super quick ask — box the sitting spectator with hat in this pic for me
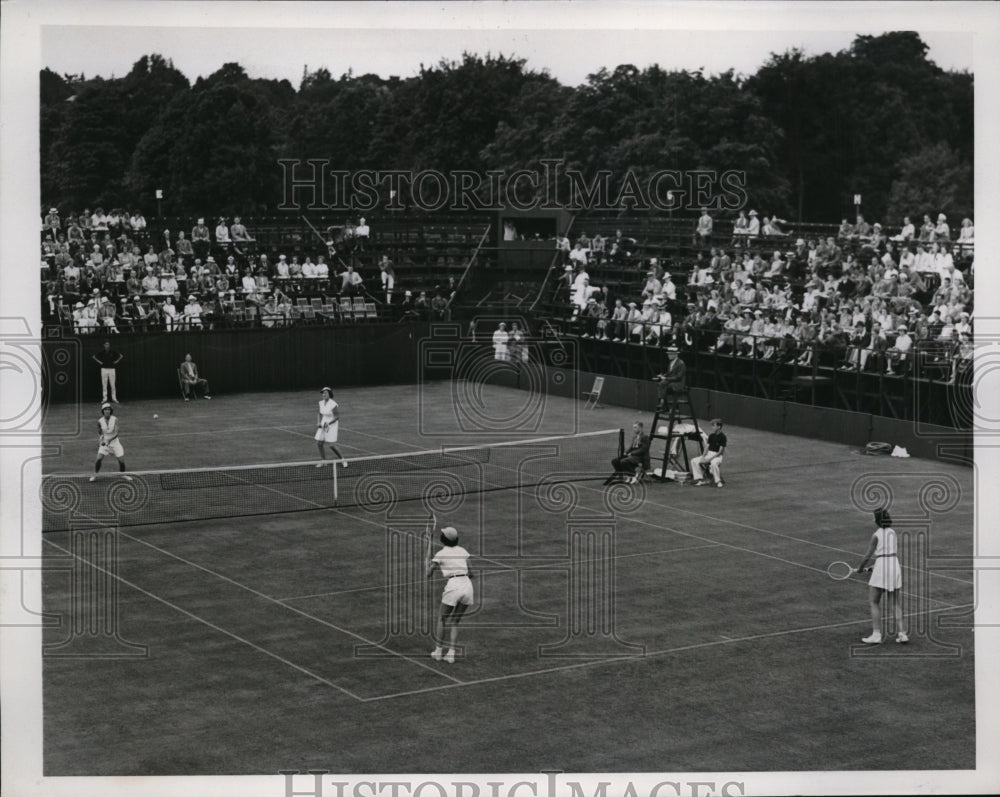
[184,295,204,330]
[215,217,231,244]
[886,325,913,376]
[934,213,951,242]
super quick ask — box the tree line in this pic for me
[40,33,973,225]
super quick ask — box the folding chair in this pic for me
[177,368,188,400]
[581,376,605,409]
[310,298,324,312]
[231,299,246,323]
[364,301,378,321]
[352,297,366,321]
[339,297,353,321]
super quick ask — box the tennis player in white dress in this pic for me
[89,403,132,481]
[426,526,474,664]
[314,387,347,467]
[857,508,908,644]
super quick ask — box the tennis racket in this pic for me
[424,512,436,562]
[827,561,869,580]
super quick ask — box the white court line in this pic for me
[41,536,368,702]
[359,602,975,703]
[353,426,976,587]
[118,531,463,685]
[277,542,722,602]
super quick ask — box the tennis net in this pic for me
[41,428,624,531]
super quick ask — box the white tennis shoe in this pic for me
[88,476,97,482]
[896,632,909,644]
[861,631,883,644]
[430,648,443,661]
[444,650,455,664]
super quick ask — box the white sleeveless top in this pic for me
[318,398,338,424]
[873,527,897,557]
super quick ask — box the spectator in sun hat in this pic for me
[957,217,974,248]
[934,213,951,241]
[746,209,760,238]
[886,324,913,376]
[215,217,231,243]
[43,207,61,232]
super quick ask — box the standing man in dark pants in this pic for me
[654,346,687,413]
[92,339,123,404]
[605,421,650,485]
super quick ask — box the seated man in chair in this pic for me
[179,353,212,401]
[654,346,687,412]
[691,418,727,487]
[605,421,650,485]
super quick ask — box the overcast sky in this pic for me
[41,8,974,89]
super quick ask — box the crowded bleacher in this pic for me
[40,207,487,333]
[40,203,973,384]
[552,208,973,384]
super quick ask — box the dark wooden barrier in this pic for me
[46,323,426,404]
[528,366,972,465]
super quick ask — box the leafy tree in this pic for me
[886,143,973,224]
[129,65,285,215]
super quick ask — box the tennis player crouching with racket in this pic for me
[857,508,908,644]
[426,526,473,664]
[315,387,348,467]
[89,402,132,481]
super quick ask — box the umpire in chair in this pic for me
[654,346,687,413]
[605,421,651,485]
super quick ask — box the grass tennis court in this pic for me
[41,382,975,774]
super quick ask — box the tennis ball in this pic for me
[153,414,159,419]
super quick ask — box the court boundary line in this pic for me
[41,536,369,702]
[358,601,975,703]
[116,530,465,686]
[275,541,723,601]
[354,426,975,587]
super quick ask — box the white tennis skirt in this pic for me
[98,439,124,458]
[869,555,902,591]
[314,422,339,443]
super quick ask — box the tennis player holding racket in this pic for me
[315,387,347,467]
[857,508,908,644]
[89,402,132,481]
[426,525,473,664]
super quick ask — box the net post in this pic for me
[618,428,625,459]
[332,460,339,505]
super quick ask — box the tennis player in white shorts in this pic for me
[426,526,474,664]
[90,403,132,481]
[314,387,347,467]
[857,508,908,644]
